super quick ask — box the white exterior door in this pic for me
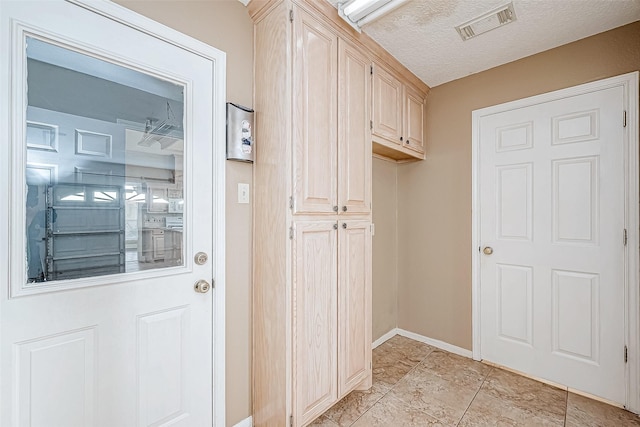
[0,1,225,426]
[477,81,629,404]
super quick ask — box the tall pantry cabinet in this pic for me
[249,1,426,426]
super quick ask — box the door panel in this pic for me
[16,327,96,426]
[404,86,425,154]
[0,2,216,425]
[495,264,532,345]
[292,221,337,425]
[338,40,371,215]
[338,220,372,397]
[137,306,190,425]
[479,85,625,403]
[552,270,599,363]
[292,7,338,214]
[372,63,402,144]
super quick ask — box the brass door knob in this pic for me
[483,247,494,255]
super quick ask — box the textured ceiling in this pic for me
[329,0,640,87]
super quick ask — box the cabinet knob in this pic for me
[333,223,338,230]
[342,223,347,229]
[333,205,339,212]
[342,206,348,212]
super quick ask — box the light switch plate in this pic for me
[238,183,250,204]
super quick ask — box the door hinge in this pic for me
[289,196,294,210]
[369,120,373,130]
[624,228,628,246]
[290,414,294,427]
[370,65,373,75]
[289,9,294,23]
[625,345,628,363]
[623,110,627,128]
[289,226,293,240]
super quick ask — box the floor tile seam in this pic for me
[455,366,495,426]
[396,351,430,386]
[343,389,388,427]
[395,347,435,367]
[386,361,474,426]
[404,347,436,373]
[369,358,424,417]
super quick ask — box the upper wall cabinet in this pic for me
[372,62,403,143]
[404,85,425,154]
[372,61,426,162]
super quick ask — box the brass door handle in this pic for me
[483,247,494,255]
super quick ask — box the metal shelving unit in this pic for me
[45,183,125,281]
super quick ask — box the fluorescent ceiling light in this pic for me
[455,2,517,41]
[338,0,410,32]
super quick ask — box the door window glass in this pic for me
[25,36,185,283]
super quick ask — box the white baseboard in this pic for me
[372,328,398,349]
[396,329,473,358]
[233,415,253,427]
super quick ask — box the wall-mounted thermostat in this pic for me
[226,102,254,163]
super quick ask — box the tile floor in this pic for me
[310,335,640,426]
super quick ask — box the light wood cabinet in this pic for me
[292,9,338,214]
[404,84,425,153]
[292,219,372,424]
[372,62,403,144]
[292,221,338,425]
[292,12,370,216]
[249,1,426,425]
[338,40,372,215]
[372,61,427,161]
[338,220,372,396]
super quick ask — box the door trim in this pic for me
[1,0,227,424]
[471,72,639,412]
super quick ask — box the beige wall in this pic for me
[372,157,398,341]
[396,21,640,350]
[80,2,640,422]
[114,1,254,425]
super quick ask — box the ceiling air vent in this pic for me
[455,2,517,41]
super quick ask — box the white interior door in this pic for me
[0,1,224,425]
[478,82,627,404]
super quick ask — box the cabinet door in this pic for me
[404,85,425,154]
[292,7,338,214]
[151,232,165,260]
[292,221,338,425]
[372,62,403,145]
[338,40,371,215]
[338,220,372,397]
